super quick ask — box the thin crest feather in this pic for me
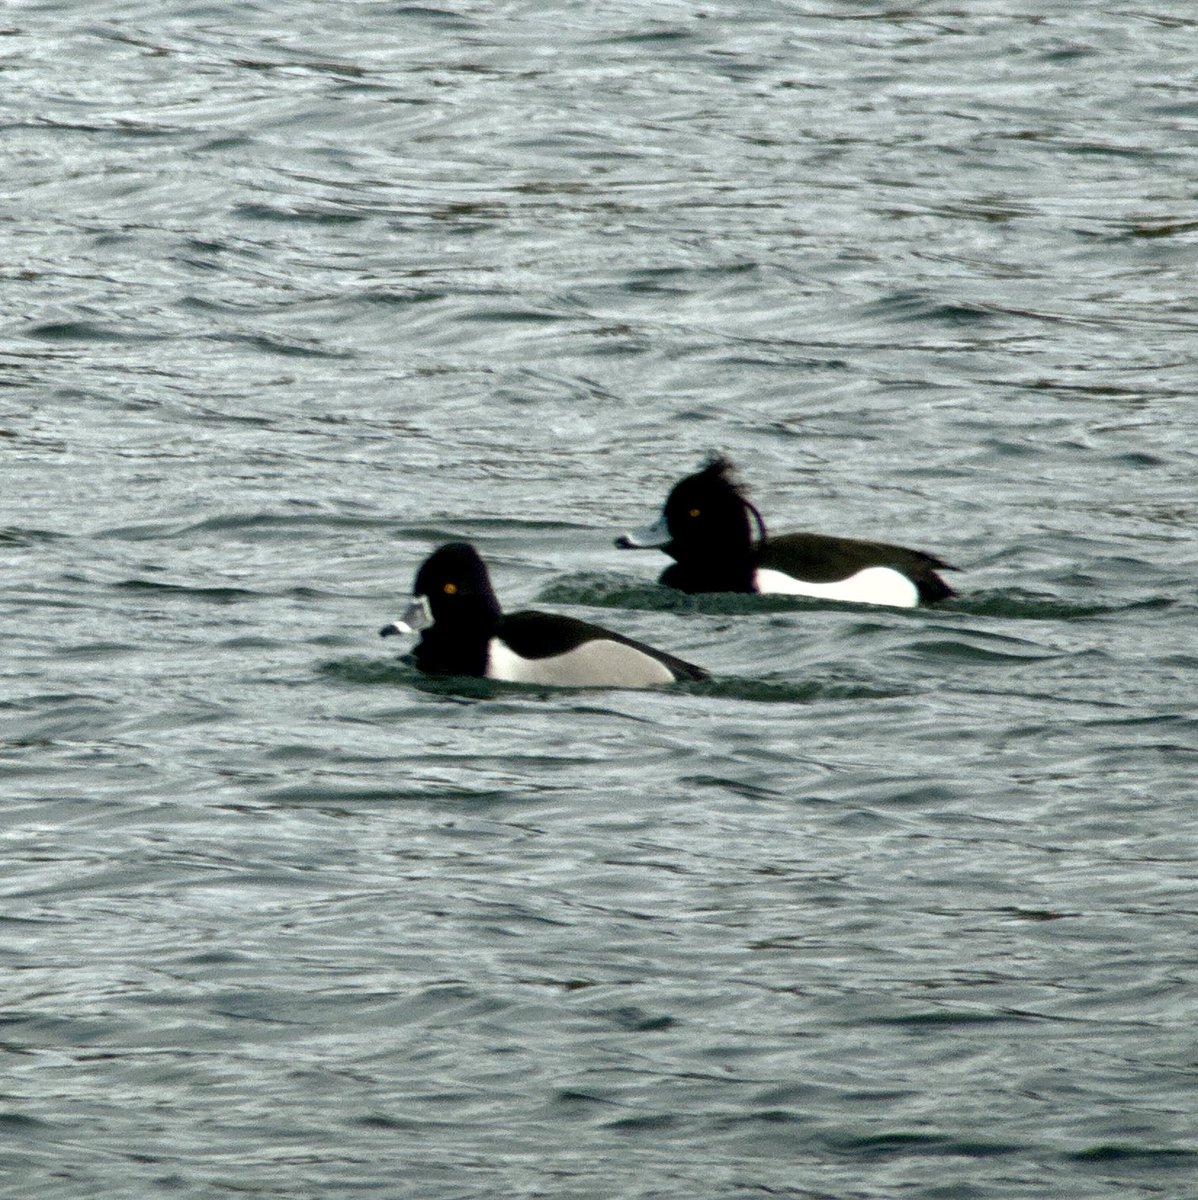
[697,454,768,542]
[699,452,738,484]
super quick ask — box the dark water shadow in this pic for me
[0,526,69,547]
[537,574,1167,622]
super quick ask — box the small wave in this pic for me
[826,1129,1023,1159]
[393,6,481,27]
[909,636,1062,665]
[0,1112,50,1131]
[544,576,1173,623]
[24,321,166,344]
[603,1114,682,1134]
[321,656,499,700]
[679,676,907,703]
[211,332,353,359]
[52,641,135,660]
[0,526,67,547]
[871,1008,1022,1029]
[1069,1145,1196,1167]
[96,511,395,542]
[322,656,425,686]
[395,516,584,540]
[322,657,903,705]
[947,589,1163,621]
[262,778,523,807]
[462,306,568,325]
[538,574,828,615]
[114,579,260,604]
[859,289,998,327]
[231,202,367,228]
[327,654,683,700]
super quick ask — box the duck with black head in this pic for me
[381,542,708,688]
[616,457,958,607]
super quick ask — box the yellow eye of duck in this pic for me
[688,507,701,518]
[443,582,458,595]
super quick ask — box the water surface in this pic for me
[3,4,1197,1198]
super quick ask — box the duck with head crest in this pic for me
[616,457,958,607]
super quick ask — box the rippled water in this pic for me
[4,4,1197,1198]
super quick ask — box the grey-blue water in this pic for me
[3,4,1197,1197]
